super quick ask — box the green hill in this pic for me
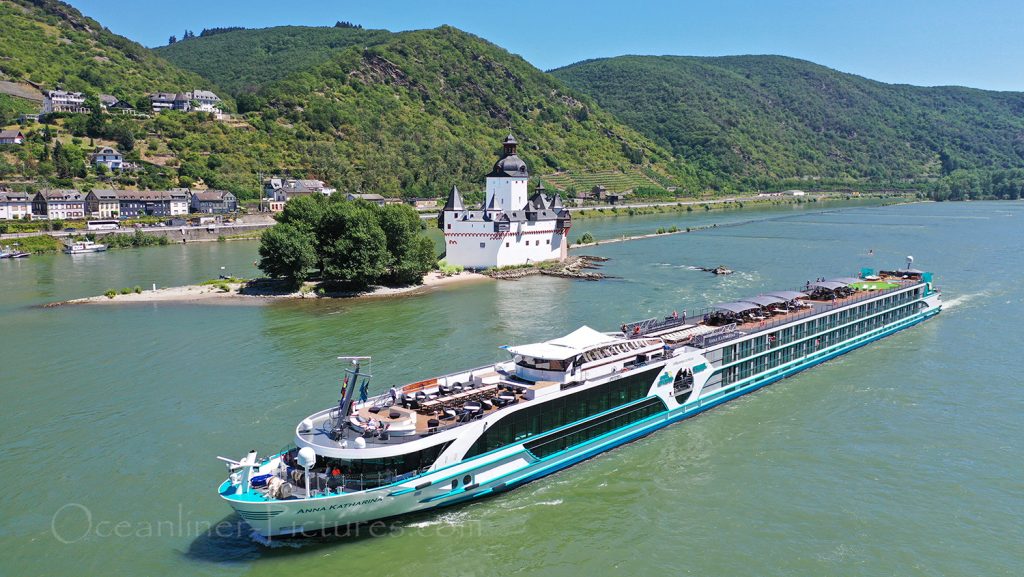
[154,26,393,97]
[0,0,213,103]
[2,8,691,200]
[243,26,687,197]
[551,55,1024,189]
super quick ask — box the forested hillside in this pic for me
[0,0,213,103]
[2,7,689,200]
[242,26,689,197]
[154,26,393,97]
[5,0,1023,202]
[551,55,1024,195]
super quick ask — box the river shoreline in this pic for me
[47,270,491,306]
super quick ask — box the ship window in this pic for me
[464,366,665,459]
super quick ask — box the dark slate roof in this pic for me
[38,189,83,201]
[487,153,528,178]
[89,189,119,200]
[486,133,528,178]
[550,192,564,210]
[443,185,465,211]
[193,190,234,201]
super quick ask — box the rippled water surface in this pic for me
[1,200,1021,576]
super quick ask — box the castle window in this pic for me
[547,239,550,245]
[506,242,510,247]
[480,242,486,248]
[447,224,451,230]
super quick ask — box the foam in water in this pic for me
[941,292,986,311]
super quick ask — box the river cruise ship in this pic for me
[218,263,941,538]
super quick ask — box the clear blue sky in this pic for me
[69,0,1024,91]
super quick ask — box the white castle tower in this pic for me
[440,133,571,269]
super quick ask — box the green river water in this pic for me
[0,200,1020,576]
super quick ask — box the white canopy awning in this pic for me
[506,325,621,361]
[764,290,808,301]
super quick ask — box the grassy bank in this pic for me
[3,235,64,253]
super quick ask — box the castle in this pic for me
[440,134,572,269]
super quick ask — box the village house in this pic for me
[115,190,190,218]
[148,90,222,114]
[43,89,89,114]
[406,198,439,210]
[84,189,121,219]
[0,129,25,145]
[191,190,237,214]
[99,94,134,113]
[263,177,335,211]
[33,190,86,220]
[0,191,33,220]
[346,193,403,206]
[90,146,124,171]
[440,134,571,269]
[188,90,222,113]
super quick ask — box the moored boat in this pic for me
[63,241,107,254]
[217,261,941,539]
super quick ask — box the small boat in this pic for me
[0,246,30,259]
[63,241,107,254]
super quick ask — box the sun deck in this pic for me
[296,374,543,451]
[626,273,924,348]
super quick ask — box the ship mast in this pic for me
[336,356,371,435]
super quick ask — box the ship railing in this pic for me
[732,282,923,339]
[261,468,423,498]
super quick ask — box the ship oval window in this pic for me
[463,475,472,486]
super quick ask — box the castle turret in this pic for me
[485,133,529,212]
[441,133,569,269]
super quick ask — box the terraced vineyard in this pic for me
[541,168,661,193]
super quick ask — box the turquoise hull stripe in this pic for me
[427,309,936,505]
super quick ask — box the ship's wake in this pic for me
[941,291,987,311]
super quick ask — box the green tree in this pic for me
[377,203,437,284]
[318,201,390,287]
[257,223,317,286]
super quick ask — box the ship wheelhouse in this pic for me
[507,326,665,383]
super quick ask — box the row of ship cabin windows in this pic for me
[718,302,922,386]
[714,288,923,365]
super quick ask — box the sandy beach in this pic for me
[49,271,491,306]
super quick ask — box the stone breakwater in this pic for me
[486,255,611,281]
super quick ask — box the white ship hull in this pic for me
[222,280,941,538]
